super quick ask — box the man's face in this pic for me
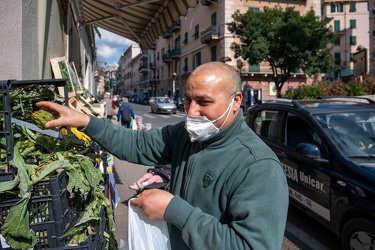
[185,71,236,130]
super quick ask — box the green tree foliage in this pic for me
[227,6,337,97]
[284,76,375,99]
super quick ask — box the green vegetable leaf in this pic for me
[2,195,36,250]
[78,156,103,188]
[66,166,91,199]
[0,176,20,193]
[10,142,31,196]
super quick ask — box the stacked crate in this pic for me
[0,79,112,250]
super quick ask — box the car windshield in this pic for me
[157,98,172,103]
[314,111,375,157]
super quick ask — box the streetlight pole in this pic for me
[172,72,177,98]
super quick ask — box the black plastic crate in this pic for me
[0,79,69,182]
[48,205,109,250]
[0,171,84,249]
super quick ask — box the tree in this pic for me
[227,7,337,97]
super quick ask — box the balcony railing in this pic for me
[162,53,171,63]
[201,25,218,44]
[171,48,181,59]
[162,27,172,38]
[172,21,181,31]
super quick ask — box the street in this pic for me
[112,102,342,249]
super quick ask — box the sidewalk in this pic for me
[112,157,301,250]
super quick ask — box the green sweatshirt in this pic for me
[83,111,289,250]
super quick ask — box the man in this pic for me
[99,93,115,119]
[37,62,288,250]
[117,97,135,129]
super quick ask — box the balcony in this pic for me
[201,26,218,44]
[162,52,171,63]
[150,62,156,69]
[334,30,346,37]
[172,21,181,31]
[139,64,152,73]
[171,48,181,59]
[139,53,148,60]
[162,27,172,38]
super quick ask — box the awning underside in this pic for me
[77,0,197,51]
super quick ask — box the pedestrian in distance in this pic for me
[117,97,135,129]
[36,61,289,250]
[99,93,115,120]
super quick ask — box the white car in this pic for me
[150,97,177,114]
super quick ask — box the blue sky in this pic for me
[95,28,135,66]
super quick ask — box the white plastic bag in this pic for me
[127,199,171,250]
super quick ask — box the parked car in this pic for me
[245,97,375,250]
[150,97,177,114]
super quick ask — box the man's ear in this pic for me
[233,91,243,112]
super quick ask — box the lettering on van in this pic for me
[281,163,325,193]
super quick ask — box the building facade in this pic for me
[138,0,325,108]
[370,1,375,77]
[121,44,141,96]
[0,0,97,95]
[322,0,370,80]
[123,0,370,106]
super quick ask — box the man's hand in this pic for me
[130,189,174,220]
[36,101,90,128]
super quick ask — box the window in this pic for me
[331,3,343,13]
[253,110,278,142]
[335,53,341,65]
[349,3,356,12]
[249,64,260,72]
[211,12,216,26]
[350,53,354,62]
[335,37,341,46]
[350,19,356,29]
[157,51,160,61]
[372,30,375,37]
[248,7,260,12]
[334,20,340,32]
[194,25,199,39]
[174,36,180,49]
[183,58,188,71]
[350,36,357,45]
[211,46,217,61]
[183,32,188,44]
[193,52,201,69]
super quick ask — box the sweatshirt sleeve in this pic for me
[164,159,289,250]
[82,116,175,165]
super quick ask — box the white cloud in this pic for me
[96,28,136,64]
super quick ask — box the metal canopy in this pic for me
[77,0,197,51]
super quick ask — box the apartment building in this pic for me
[128,0,370,106]
[370,1,375,77]
[121,44,141,96]
[322,0,370,80]
[138,0,322,108]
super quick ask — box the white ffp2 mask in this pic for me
[185,98,234,142]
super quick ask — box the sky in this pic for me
[95,28,136,66]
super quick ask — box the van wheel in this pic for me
[341,218,375,250]
[151,108,154,113]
